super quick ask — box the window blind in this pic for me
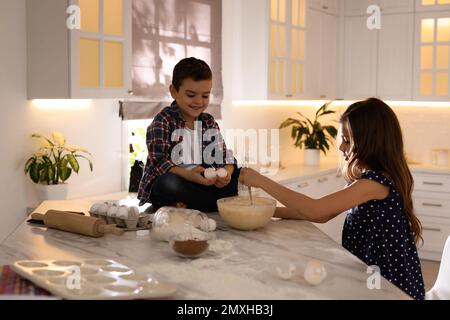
[120,0,223,120]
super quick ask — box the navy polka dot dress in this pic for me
[342,170,425,300]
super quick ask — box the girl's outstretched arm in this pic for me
[275,207,310,220]
[239,168,389,223]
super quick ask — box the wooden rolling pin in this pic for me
[31,210,124,238]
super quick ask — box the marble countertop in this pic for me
[261,158,341,184]
[0,198,410,300]
[266,158,450,182]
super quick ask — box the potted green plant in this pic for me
[279,101,338,166]
[24,132,93,201]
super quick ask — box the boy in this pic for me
[138,57,239,212]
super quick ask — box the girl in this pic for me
[239,98,425,300]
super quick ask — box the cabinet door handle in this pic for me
[297,182,309,188]
[317,177,329,183]
[423,227,441,232]
[422,202,443,208]
[423,181,444,186]
[322,5,328,10]
[128,90,134,95]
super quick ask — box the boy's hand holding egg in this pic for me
[214,166,232,188]
[202,166,232,188]
[189,166,216,186]
[203,167,217,180]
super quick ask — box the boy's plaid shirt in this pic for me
[137,102,235,205]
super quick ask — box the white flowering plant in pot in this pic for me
[24,132,93,185]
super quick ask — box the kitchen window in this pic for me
[122,0,223,120]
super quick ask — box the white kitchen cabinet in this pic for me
[345,0,414,16]
[343,16,378,99]
[412,171,450,261]
[308,0,339,15]
[377,13,415,100]
[27,0,132,99]
[343,7,415,100]
[237,0,337,100]
[415,0,450,12]
[413,11,450,100]
[344,0,377,16]
[379,0,415,13]
[269,0,307,99]
[305,6,338,99]
[283,170,347,244]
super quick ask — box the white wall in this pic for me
[393,105,450,165]
[0,0,123,242]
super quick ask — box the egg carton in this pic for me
[11,259,176,300]
[89,201,151,231]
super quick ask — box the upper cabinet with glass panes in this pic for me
[414,4,450,100]
[269,0,306,99]
[27,0,132,99]
[416,0,450,12]
[223,0,337,100]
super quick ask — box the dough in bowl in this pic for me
[217,196,276,230]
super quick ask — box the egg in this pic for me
[204,168,217,179]
[276,264,296,280]
[89,202,101,214]
[97,203,109,216]
[117,206,129,219]
[199,218,217,232]
[128,206,139,220]
[107,206,118,217]
[304,259,327,285]
[206,218,217,231]
[216,168,228,178]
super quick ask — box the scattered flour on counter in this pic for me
[208,239,233,252]
[145,261,311,299]
[190,239,237,268]
[138,239,324,299]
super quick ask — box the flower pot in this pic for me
[35,183,68,203]
[304,149,320,166]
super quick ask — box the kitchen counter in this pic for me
[261,158,341,184]
[0,197,410,300]
[409,162,450,175]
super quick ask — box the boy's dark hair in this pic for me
[172,57,212,91]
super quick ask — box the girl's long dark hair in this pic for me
[340,98,423,246]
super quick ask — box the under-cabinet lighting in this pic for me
[233,100,450,109]
[332,100,450,108]
[32,99,92,110]
[233,100,327,108]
